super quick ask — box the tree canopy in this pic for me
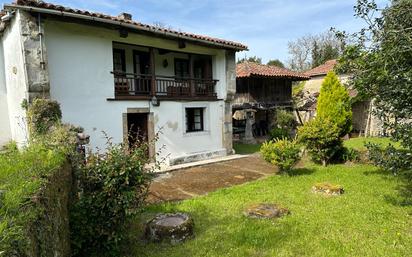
[288,31,344,71]
[338,0,412,177]
[317,71,352,136]
[267,59,285,68]
[237,56,262,64]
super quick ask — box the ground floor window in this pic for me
[185,108,204,132]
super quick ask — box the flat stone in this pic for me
[145,213,194,244]
[312,182,344,196]
[234,175,245,179]
[244,203,290,219]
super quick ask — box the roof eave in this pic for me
[4,4,248,51]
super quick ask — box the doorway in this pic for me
[133,50,151,94]
[126,113,148,149]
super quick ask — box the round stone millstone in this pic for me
[244,203,290,219]
[145,213,194,244]
[312,182,344,196]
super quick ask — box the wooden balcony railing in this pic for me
[112,72,218,100]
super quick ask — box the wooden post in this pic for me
[149,47,156,96]
[189,54,195,96]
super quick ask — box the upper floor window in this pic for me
[175,58,189,78]
[113,49,126,72]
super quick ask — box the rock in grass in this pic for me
[312,182,344,196]
[145,213,194,244]
[244,203,290,219]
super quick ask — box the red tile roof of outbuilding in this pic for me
[304,59,337,77]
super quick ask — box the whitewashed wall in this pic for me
[45,20,227,164]
[2,11,28,147]
[0,37,12,146]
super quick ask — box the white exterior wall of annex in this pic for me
[1,11,28,147]
[0,32,12,146]
[44,20,229,164]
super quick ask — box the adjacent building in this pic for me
[301,59,382,136]
[233,61,308,142]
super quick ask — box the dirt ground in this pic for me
[147,154,277,203]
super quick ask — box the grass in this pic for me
[343,137,399,151]
[133,164,411,257]
[0,144,66,251]
[233,143,262,154]
[234,137,395,154]
[131,137,411,257]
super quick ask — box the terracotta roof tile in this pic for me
[237,62,309,80]
[7,0,248,50]
[304,59,337,77]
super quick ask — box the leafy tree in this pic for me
[337,0,412,175]
[267,59,285,67]
[317,71,352,136]
[288,31,344,70]
[237,56,262,64]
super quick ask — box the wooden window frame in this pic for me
[113,48,126,73]
[185,107,204,132]
[174,58,190,79]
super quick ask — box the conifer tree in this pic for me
[317,71,352,136]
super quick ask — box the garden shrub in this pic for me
[269,127,289,141]
[261,138,301,173]
[298,117,343,166]
[316,71,352,136]
[269,109,297,140]
[275,109,296,131]
[70,137,155,257]
[27,98,62,136]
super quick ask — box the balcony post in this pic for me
[189,54,195,96]
[149,47,156,96]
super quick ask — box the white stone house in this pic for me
[0,0,247,165]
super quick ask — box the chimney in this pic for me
[118,13,132,21]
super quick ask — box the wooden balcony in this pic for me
[112,72,218,100]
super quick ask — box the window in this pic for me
[185,108,204,132]
[175,58,189,78]
[113,49,126,72]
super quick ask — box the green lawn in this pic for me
[131,138,412,257]
[343,137,399,151]
[233,143,262,155]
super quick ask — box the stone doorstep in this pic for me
[147,154,250,174]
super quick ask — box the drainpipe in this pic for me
[37,13,45,70]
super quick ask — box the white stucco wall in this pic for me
[0,36,12,146]
[45,20,227,164]
[2,11,28,147]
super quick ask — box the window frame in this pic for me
[185,107,204,133]
[113,48,126,73]
[174,58,190,79]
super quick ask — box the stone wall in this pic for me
[26,162,72,257]
[19,11,50,102]
[223,50,236,153]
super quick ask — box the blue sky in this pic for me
[1,0,389,64]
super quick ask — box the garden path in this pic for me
[147,154,277,203]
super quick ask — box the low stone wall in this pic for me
[26,161,72,257]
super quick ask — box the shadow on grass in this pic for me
[287,168,315,177]
[364,169,412,207]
